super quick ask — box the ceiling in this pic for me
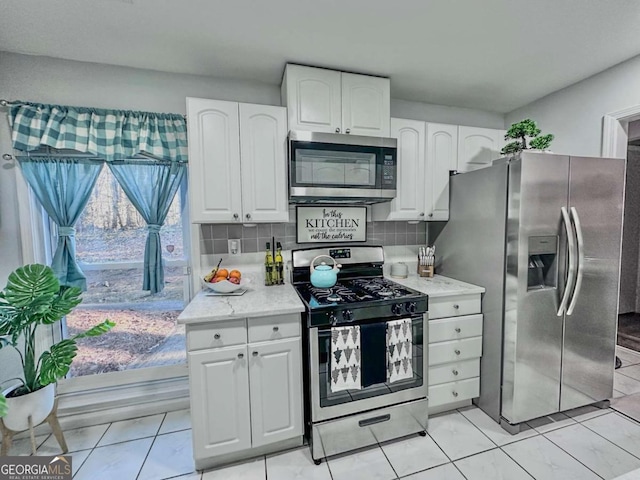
[1,0,640,113]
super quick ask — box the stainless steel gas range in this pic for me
[291,246,429,464]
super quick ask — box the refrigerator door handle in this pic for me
[566,207,585,315]
[557,206,577,316]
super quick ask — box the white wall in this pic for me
[506,53,640,157]
[391,98,504,129]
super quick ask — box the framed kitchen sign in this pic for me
[296,206,367,243]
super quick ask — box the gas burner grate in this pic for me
[348,278,415,299]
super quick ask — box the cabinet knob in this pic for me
[273,326,279,332]
[335,127,341,133]
[245,213,251,220]
[428,213,434,218]
[452,391,459,397]
[455,327,461,333]
[419,212,425,217]
[455,349,461,355]
[214,333,221,339]
[345,128,351,134]
[237,353,244,359]
[452,369,459,376]
[233,213,239,220]
[453,304,459,309]
[252,351,259,357]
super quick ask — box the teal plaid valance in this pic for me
[9,102,188,162]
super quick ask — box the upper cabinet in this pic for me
[187,97,289,224]
[427,123,458,221]
[282,64,390,137]
[457,126,506,173]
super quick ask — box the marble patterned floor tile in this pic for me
[98,413,164,446]
[459,406,538,446]
[401,463,465,480]
[70,449,92,476]
[615,372,640,395]
[617,347,640,367]
[545,423,640,479]
[618,364,640,382]
[74,437,153,480]
[502,435,600,480]
[38,424,109,454]
[137,429,195,480]
[202,457,266,480]
[427,411,495,460]
[6,434,50,455]
[526,412,576,434]
[267,447,331,480]
[159,409,191,434]
[584,412,640,458]
[454,448,533,480]
[173,473,202,480]
[327,445,397,480]
[380,434,449,477]
[564,404,611,422]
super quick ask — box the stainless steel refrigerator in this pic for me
[434,152,625,430]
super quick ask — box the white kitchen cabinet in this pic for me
[341,73,390,137]
[186,98,242,223]
[426,123,458,221]
[457,126,506,173]
[239,104,288,223]
[188,345,251,460]
[187,98,289,223]
[282,64,390,137]
[248,338,303,448]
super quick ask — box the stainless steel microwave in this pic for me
[288,130,397,204]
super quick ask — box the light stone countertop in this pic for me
[387,273,485,298]
[178,271,305,325]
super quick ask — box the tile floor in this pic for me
[4,346,640,480]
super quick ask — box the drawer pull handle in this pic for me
[455,349,461,355]
[452,391,459,397]
[358,414,391,427]
[214,333,221,340]
[237,353,244,359]
[252,351,259,357]
[453,304,459,309]
[273,326,279,332]
[455,327,461,333]
[452,369,459,376]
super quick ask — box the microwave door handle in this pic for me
[558,206,576,316]
[566,207,584,315]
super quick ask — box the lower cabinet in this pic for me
[187,316,303,467]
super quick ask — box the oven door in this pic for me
[309,314,427,423]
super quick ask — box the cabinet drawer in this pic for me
[429,337,482,366]
[248,314,301,343]
[429,377,480,408]
[187,319,247,351]
[429,315,483,343]
[429,294,481,319]
[429,359,480,386]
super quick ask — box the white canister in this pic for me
[390,262,409,279]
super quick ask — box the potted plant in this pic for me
[501,118,554,155]
[0,264,114,431]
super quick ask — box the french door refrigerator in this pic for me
[434,152,625,430]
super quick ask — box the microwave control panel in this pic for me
[382,154,396,187]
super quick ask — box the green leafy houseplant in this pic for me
[501,118,554,155]
[0,264,114,412]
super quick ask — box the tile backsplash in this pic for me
[200,221,427,255]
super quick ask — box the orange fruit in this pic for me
[216,269,229,278]
[213,276,227,283]
[228,276,240,285]
[229,270,242,279]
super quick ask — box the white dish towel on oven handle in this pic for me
[387,318,413,383]
[330,325,361,392]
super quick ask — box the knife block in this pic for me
[417,265,434,277]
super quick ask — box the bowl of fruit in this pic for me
[203,267,248,293]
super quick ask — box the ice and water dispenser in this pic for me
[527,236,558,290]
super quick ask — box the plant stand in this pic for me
[0,398,67,456]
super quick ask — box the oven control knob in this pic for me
[342,310,354,322]
[391,304,403,315]
[406,302,417,314]
[329,313,338,326]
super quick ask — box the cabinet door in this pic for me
[239,104,289,223]
[186,98,242,223]
[188,345,251,459]
[248,338,303,448]
[457,126,506,173]
[426,123,458,221]
[283,65,341,134]
[341,73,390,137]
[386,118,426,220]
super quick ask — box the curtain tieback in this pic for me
[58,226,76,237]
[147,224,162,234]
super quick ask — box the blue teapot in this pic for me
[310,255,342,288]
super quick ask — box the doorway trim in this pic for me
[603,105,640,158]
